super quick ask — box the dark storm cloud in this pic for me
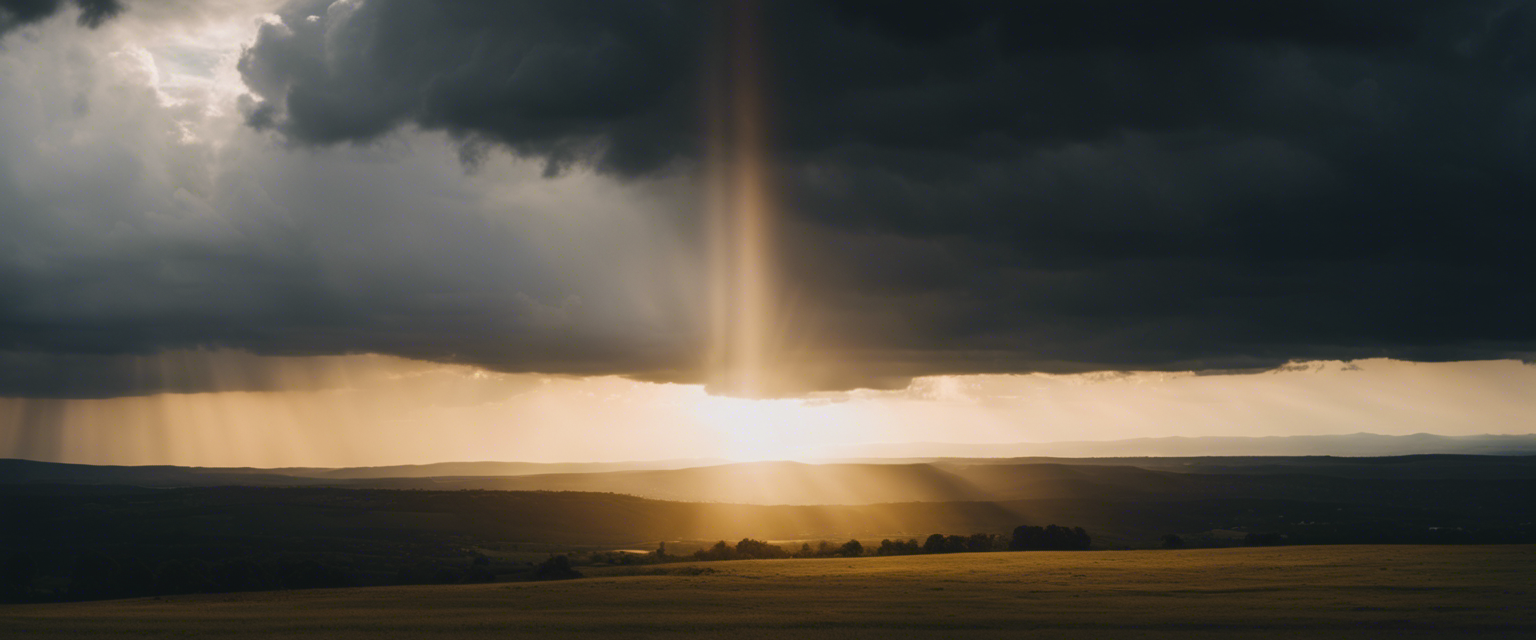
[0,0,121,35]
[4,0,1536,396]
[236,0,1485,169]
[236,0,703,176]
[225,0,1536,392]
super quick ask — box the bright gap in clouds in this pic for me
[3,355,1534,467]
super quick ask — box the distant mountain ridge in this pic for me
[0,457,729,483]
[5,453,1536,506]
[3,433,1534,507]
[303,459,730,479]
[823,433,1536,459]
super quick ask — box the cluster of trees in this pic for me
[874,533,1003,555]
[533,555,582,580]
[583,550,660,566]
[4,524,1093,601]
[1009,525,1092,551]
[794,539,866,558]
[690,538,865,561]
[684,525,1092,564]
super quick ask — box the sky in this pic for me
[1,0,1534,466]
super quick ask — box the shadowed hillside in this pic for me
[3,479,1530,552]
[358,462,1002,504]
[6,457,1536,508]
[319,460,1536,512]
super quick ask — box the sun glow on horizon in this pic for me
[690,395,831,462]
[2,355,1534,467]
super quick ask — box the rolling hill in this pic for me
[5,455,1536,507]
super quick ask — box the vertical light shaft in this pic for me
[706,0,775,397]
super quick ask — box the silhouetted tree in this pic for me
[965,533,996,553]
[694,541,735,561]
[1072,527,1091,550]
[876,539,921,556]
[923,534,947,554]
[1011,524,1091,550]
[1161,534,1185,549]
[735,538,788,559]
[837,539,864,557]
[943,535,969,553]
[1010,526,1036,550]
[534,555,582,580]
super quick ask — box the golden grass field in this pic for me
[3,545,1532,639]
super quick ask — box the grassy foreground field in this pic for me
[3,545,1532,639]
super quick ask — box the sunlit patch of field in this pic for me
[3,546,1532,639]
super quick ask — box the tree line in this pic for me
[1,524,1091,602]
[685,524,1092,562]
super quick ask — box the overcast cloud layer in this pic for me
[2,0,1535,397]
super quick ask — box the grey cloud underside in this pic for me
[0,0,120,34]
[4,0,1536,396]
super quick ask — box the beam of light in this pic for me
[705,0,781,399]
